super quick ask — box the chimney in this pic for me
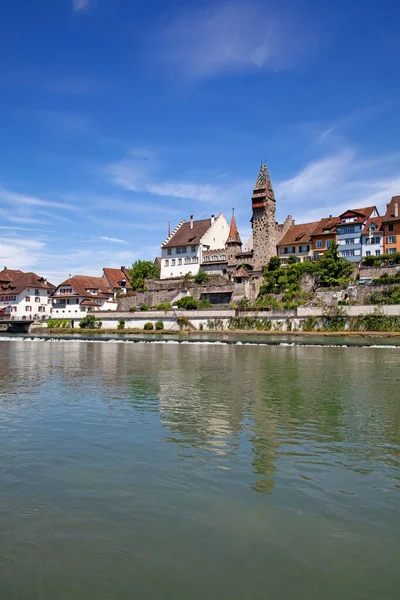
[211,214,215,225]
[4,266,7,271]
[329,215,332,220]
[190,215,194,230]
[395,200,399,218]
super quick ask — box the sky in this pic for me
[1,0,400,283]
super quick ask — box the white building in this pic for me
[160,214,229,279]
[0,268,55,319]
[103,267,132,298]
[51,275,117,318]
[361,217,384,258]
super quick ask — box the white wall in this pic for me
[361,235,383,257]
[1,287,53,319]
[200,214,229,254]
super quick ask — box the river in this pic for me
[0,338,399,599]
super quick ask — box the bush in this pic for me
[321,306,347,331]
[287,255,298,264]
[228,317,272,331]
[198,298,212,309]
[117,318,125,330]
[155,320,164,330]
[79,314,101,329]
[157,302,172,311]
[140,304,149,311]
[176,296,198,310]
[238,296,252,309]
[129,306,137,312]
[301,317,318,332]
[194,270,209,284]
[143,322,154,330]
[177,316,190,329]
[366,285,400,305]
[266,256,281,272]
[207,318,224,330]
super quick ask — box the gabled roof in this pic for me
[226,213,242,245]
[162,218,212,248]
[103,268,132,290]
[362,217,384,235]
[0,271,55,295]
[278,222,319,246]
[382,196,400,223]
[310,217,339,237]
[0,268,23,283]
[338,206,377,223]
[54,275,113,299]
[233,266,249,279]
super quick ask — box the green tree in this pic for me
[176,296,199,310]
[266,256,281,272]
[128,260,160,291]
[194,270,209,284]
[317,241,353,287]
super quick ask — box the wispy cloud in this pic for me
[0,237,46,271]
[277,148,400,222]
[100,236,128,244]
[0,187,77,210]
[72,0,90,13]
[157,0,314,81]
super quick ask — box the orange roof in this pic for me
[0,271,55,295]
[382,196,400,223]
[162,218,212,248]
[278,221,319,246]
[310,216,339,237]
[362,217,384,235]
[226,213,242,245]
[103,268,132,290]
[54,275,113,299]
[338,206,377,223]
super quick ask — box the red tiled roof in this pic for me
[80,299,101,307]
[103,268,132,290]
[338,206,377,223]
[162,219,212,248]
[233,267,249,279]
[278,222,320,246]
[54,275,113,299]
[382,196,400,223]
[310,217,339,237]
[0,268,23,283]
[226,213,242,245]
[362,217,384,235]
[0,271,55,295]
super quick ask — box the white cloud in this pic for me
[276,148,400,223]
[100,236,128,244]
[157,1,313,81]
[0,187,76,210]
[72,0,90,13]
[0,237,45,271]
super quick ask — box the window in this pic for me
[26,296,30,302]
[192,257,198,264]
[176,247,187,255]
[386,236,396,244]
[340,226,356,234]
[366,251,371,257]
[388,223,394,232]
[48,299,51,304]
[344,238,358,245]
[316,240,323,249]
[35,297,40,302]
[376,250,381,256]
[171,259,176,266]
[299,245,309,253]
[326,240,332,248]
[340,249,356,257]
[38,306,45,312]
[167,248,172,256]
[176,247,182,254]
[184,257,191,264]
[178,258,182,265]
[388,248,396,254]
[35,289,39,295]
[191,245,197,253]
[25,305,32,312]
[165,259,169,267]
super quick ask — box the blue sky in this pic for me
[1,0,400,282]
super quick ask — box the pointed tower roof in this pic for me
[226,211,242,245]
[252,162,275,205]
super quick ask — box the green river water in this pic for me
[0,337,399,599]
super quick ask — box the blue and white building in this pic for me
[336,207,379,262]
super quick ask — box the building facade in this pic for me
[51,275,117,317]
[336,207,379,262]
[277,221,319,264]
[103,267,132,298]
[251,163,278,270]
[0,269,55,319]
[382,196,400,254]
[309,217,338,260]
[361,217,383,258]
[160,214,229,279]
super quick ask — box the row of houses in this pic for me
[0,267,132,319]
[278,197,400,264]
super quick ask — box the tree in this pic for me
[317,241,354,287]
[287,255,298,264]
[128,260,160,291]
[176,296,198,310]
[194,270,209,284]
[266,256,281,272]
[79,314,102,329]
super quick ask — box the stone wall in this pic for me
[359,265,400,280]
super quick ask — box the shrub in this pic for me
[177,316,190,329]
[287,256,298,264]
[176,296,198,310]
[79,314,101,329]
[198,298,212,309]
[207,318,224,330]
[117,318,125,330]
[321,306,347,331]
[155,320,164,330]
[140,304,149,311]
[301,317,318,332]
[157,302,172,311]
[238,296,252,309]
[129,306,137,312]
[194,270,209,284]
[143,322,154,330]
[265,256,281,272]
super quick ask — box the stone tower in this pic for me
[251,163,277,270]
[225,210,242,265]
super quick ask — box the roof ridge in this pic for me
[161,220,186,247]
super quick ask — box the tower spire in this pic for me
[226,212,242,246]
